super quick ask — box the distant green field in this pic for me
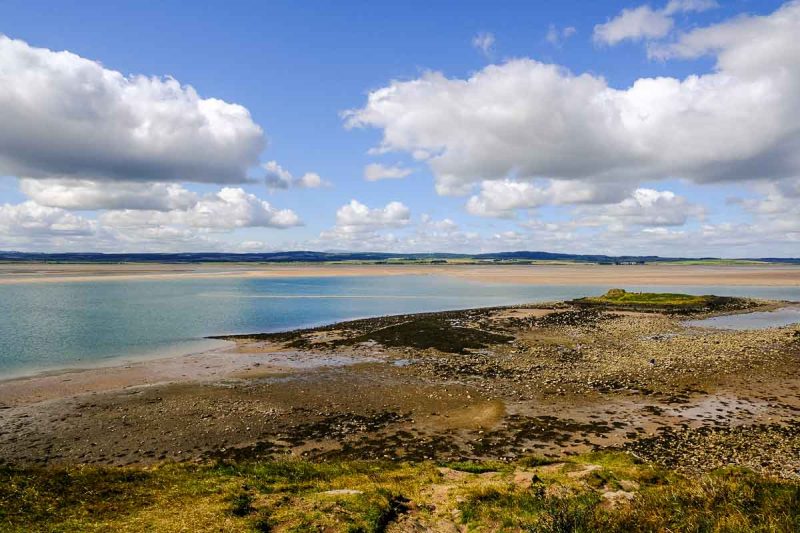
[663,259,769,266]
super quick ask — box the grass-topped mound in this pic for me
[1,452,797,532]
[571,288,759,314]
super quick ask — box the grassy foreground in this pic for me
[2,452,798,532]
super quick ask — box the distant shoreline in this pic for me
[1,262,799,286]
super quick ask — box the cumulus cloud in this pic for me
[315,212,470,253]
[334,199,410,230]
[648,1,798,62]
[263,161,328,190]
[466,179,630,217]
[594,6,674,45]
[0,35,264,184]
[546,25,577,47]
[593,0,717,45]
[472,32,495,56]
[0,200,123,252]
[466,180,549,218]
[0,201,97,237]
[732,178,800,240]
[574,188,704,228]
[100,187,301,230]
[364,163,413,181]
[316,199,411,249]
[346,2,800,197]
[19,179,198,211]
[0,198,298,252]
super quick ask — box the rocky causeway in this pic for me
[1,292,798,480]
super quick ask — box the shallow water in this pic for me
[684,307,800,330]
[1,275,799,377]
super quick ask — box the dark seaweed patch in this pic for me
[332,317,513,354]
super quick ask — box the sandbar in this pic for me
[0,262,798,286]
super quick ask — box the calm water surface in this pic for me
[685,307,800,330]
[1,275,798,378]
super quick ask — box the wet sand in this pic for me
[1,298,798,478]
[0,262,798,286]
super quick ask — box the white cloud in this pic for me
[0,195,303,252]
[648,0,799,64]
[594,0,718,45]
[0,35,263,184]
[466,179,630,217]
[263,161,328,190]
[472,32,495,56]
[0,200,125,252]
[100,187,301,229]
[364,163,413,181]
[466,180,550,217]
[19,178,198,211]
[663,0,718,16]
[0,201,97,237]
[574,188,704,228]
[547,24,577,47]
[316,199,410,249]
[733,178,800,239]
[346,3,800,197]
[334,199,410,230]
[594,6,674,45]
[296,172,325,188]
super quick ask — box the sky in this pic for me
[0,0,798,257]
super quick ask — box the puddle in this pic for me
[684,307,800,330]
[664,395,767,422]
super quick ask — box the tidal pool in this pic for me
[684,307,800,330]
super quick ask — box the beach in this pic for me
[2,281,799,531]
[1,292,798,477]
[0,262,799,286]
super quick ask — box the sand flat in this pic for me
[1,300,798,473]
[0,262,798,286]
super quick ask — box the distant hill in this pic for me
[0,250,797,264]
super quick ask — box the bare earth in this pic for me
[0,262,799,286]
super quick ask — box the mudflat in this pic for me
[2,295,798,481]
[0,262,799,285]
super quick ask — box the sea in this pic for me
[1,275,799,378]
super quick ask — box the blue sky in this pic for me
[0,0,797,256]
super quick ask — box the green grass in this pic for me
[1,452,798,532]
[664,259,770,266]
[587,288,712,306]
[572,289,758,314]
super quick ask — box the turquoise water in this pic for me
[1,275,799,378]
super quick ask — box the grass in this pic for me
[572,289,757,314]
[665,259,770,266]
[587,288,713,306]
[1,452,797,532]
